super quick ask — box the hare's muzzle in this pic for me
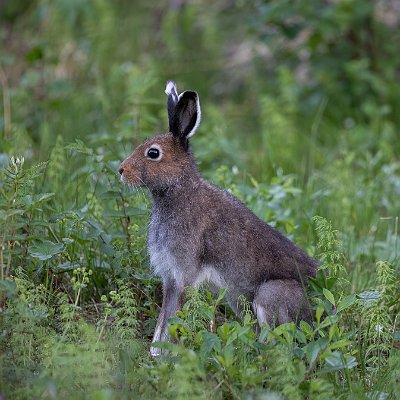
[118,158,142,186]
[118,160,129,183]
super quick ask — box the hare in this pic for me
[119,81,318,356]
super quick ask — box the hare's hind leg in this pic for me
[252,279,312,327]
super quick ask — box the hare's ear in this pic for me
[165,80,179,130]
[170,90,201,141]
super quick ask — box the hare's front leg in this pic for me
[150,277,185,357]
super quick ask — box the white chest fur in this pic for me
[148,209,227,289]
[148,212,185,286]
[148,242,184,285]
[149,239,226,290]
[193,266,227,288]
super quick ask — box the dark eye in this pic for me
[147,147,160,159]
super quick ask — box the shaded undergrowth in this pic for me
[0,147,399,399]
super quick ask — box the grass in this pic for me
[0,137,398,399]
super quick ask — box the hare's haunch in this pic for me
[119,81,318,356]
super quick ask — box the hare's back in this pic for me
[199,181,317,283]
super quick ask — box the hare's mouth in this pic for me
[120,173,144,188]
[120,173,133,185]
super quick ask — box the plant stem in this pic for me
[0,64,11,140]
[0,233,5,280]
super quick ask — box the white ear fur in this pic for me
[165,81,178,102]
[178,90,201,138]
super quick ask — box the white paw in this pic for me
[150,346,161,357]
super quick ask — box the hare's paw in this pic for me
[150,345,162,357]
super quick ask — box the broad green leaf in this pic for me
[300,320,313,337]
[336,294,356,313]
[0,279,17,298]
[319,315,339,329]
[323,288,336,306]
[217,323,232,342]
[329,339,349,350]
[0,209,25,221]
[200,332,221,354]
[20,193,55,209]
[323,351,357,371]
[295,329,307,344]
[28,240,65,261]
[303,336,329,365]
[52,261,80,272]
[357,290,381,306]
[50,210,83,222]
[215,288,227,306]
[223,343,234,367]
[316,303,324,323]
[258,324,270,342]
[167,317,186,325]
[197,306,213,322]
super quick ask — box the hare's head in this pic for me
[119,81,201,190]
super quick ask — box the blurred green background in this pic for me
[2,0,400,246]
[2,1,399,193]
[2,0,399,160]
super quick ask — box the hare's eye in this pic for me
[147,147,161,160]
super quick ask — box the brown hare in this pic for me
[119,81,318,356]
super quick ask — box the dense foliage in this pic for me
[1,1,399,399]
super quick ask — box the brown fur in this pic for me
[119,82,318,356]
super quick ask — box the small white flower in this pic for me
[10,155,25,173]
[375,325,384,333]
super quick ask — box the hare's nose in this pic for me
[119,167,124,175]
